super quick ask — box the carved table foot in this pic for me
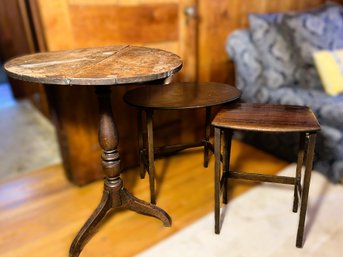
[69,178,171,257]
[121,185,171,227]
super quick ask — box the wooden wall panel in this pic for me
[198,0,343,85]
[68,4,178,47]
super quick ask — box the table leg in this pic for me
[146,110,156,204]
[204,107,211,168]
[69,87,171,257]
[214,127,222,234]
[296,132,316,248]
[293,133,305,213]
[223,129,233,205]
[137,110,146,179]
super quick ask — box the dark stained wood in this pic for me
[124,82,240,110]
[214,127,221,234]
[204,106,211,167]
[146,110,157,204]
[212,102,320,247]
[0,0,34,63]
[69,87,171,257]
[225,171,296,185]
[293,133,306,212]
[124,82,240,203]
[4,45,183,86]
[296,133,317,248]
[222,129,232,204]
[212,103,321,133]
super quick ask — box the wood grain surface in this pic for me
[0,140,288,257]
[69,3,179,45]
[4,45,183,85]
[212,103,321,133]
[124,82,240,110]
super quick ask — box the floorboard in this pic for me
[0,140,288,257]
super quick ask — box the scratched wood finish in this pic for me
[124,82,240,110]
[212,103,321,133]
[10,0,197,185]
[5,45,183,256]
[4,46,182,185]
[33,0,195,81]
[4,45,182,86]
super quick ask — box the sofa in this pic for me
[226,2,343,183]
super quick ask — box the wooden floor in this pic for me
[0,140,288,257]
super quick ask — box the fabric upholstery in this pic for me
[227,24,343,183]
[282,3,343,89]
[249,14,299,89]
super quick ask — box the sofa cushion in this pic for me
[282,3,343,89]
[226,30,264,99]
[313,49,343,96]
[249,14,299,89]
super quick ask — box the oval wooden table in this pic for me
[4,45,182,257]
[124,82,241,204]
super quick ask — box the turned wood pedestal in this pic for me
[4,45,183,257]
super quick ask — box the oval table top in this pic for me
[123,82,241,110]
[4,45,183,86]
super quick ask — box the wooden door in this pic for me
[29,0,199,185]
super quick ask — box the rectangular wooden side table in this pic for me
[212,103,320,247]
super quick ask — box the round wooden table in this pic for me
[4,45,182,257]
[124,82,241,204]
